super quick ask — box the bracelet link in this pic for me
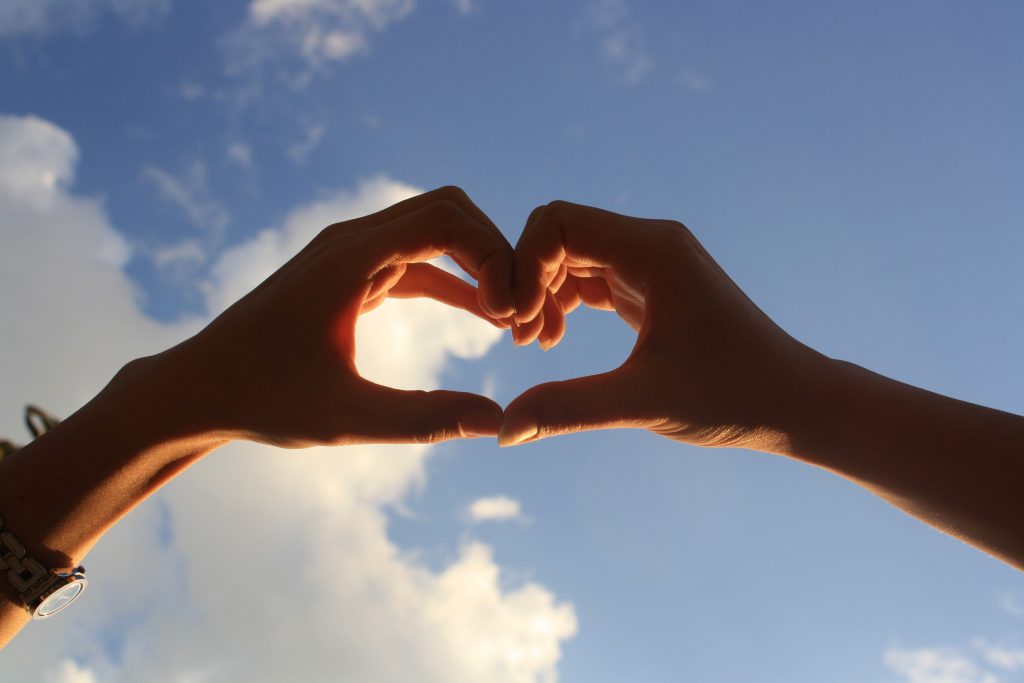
[1,528,50,594]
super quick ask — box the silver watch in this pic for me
[0,516,87,619]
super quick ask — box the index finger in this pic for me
[354,199,515,318]
[335,186,515,318]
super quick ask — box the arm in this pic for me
[500,200,1024,569]
[788,358,1024,568]
[0,186,515,647]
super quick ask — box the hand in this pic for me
[500,200,825,450]
[162,187,516,448]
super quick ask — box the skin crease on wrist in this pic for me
[1,189,1021,650]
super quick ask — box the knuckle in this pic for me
[654,219,692,246]
[433,185,470,203]
[427,198,463,218]
[322,219,358,240]
[671,220,696,242]
[545,199,573,214]
[412,428,456,445]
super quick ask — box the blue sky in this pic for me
[1,1,1023,681]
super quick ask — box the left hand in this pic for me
[160,186,515,448]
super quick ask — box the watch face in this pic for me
[35,580,86,619]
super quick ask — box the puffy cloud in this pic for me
[46,660,98,683]
[0,113,576,682]
[225,0,416,78]
[0,114,77,206]
[469,495,525,523]
[0,0,171,36]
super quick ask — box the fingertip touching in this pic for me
[513,203,559,324]
[497,412,539,447]
[476,248,516,319]
[358,383,504,444]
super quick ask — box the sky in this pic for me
[0,0,1023,681]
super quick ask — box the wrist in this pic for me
[0,348,232,569]
[111,342,241,447]
[765,353,870,469]
[739,345,850,461]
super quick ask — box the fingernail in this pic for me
[514,312,535,325]
[479,298,498,318]
[462,408,503,437]
[498,414,539,447]
[480,298,514,321]
[492,303,515,319]
[510,321,522,346]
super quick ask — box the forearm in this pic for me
[779,357,1024,569]
[0,350,230,646]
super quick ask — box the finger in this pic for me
[359,199,513,320]
[549,263,568,292]
[351,381,504,443]
[575,275,616,311]
[332,185,497,244]
[513,201,663,323]
[553,275,583,315]
[387,263,509,328]
[360,292,388,314]
[498,364,658,447]
[366,263,407,302]
[537,289,566,350]
[419,187,515,318]
[513,307,545,346]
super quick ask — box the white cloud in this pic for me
[226,141,253,168]
[452,0,473,14]
[286,122,326,164]
[0,114,77,207]
[586,0,653,84]
[0,113,576,683]
[141,161,230,236]
[0,0,171,36]
[249,0,328,25]
[225,0,416,79]
[177,80,206,101]
[973,640,1024,671]
[885,646,999,683]
[149,237,207,283]
[469,495,525,523]
[47,660,98,683]
[884,637,1024,683]
[676,67,710,91]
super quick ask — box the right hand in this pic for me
[500,200,828,451]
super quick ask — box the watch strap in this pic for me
[0,516,80,608]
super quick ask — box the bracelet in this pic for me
[0,516,88,619]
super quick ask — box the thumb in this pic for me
[352,381,504,444]
[499,365,655,447]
